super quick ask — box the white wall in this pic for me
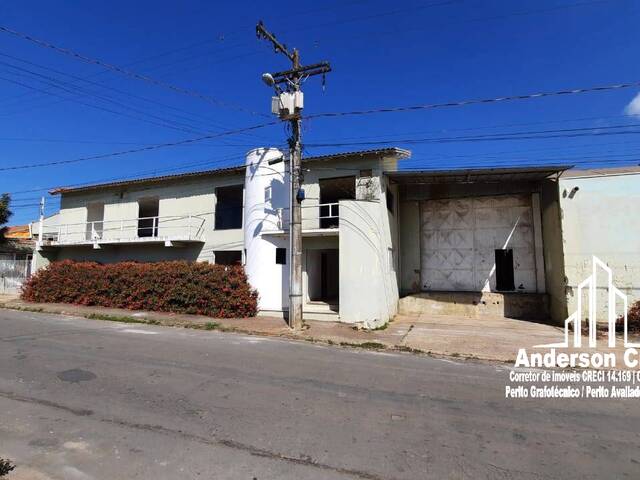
[559,172,640,320]
[339,198,398,327]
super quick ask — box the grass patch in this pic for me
[371,322,389,331]
[85,313,159,325]
[204,322,220,330]
[394,345,423,354]
[339,341,386,350]
[9,306,44,313]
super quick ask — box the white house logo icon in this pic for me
[535,256,639,349]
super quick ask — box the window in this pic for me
[495,249,515,291]
[215,185,243,230]
[275,247,286,265]
[214,251,242,265]
[319,176,355,229]
[386,188,394,214]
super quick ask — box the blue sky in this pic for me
[1,0,639,224]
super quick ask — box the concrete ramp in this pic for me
[399,291,549,321]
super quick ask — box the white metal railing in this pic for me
[273,203,340,230]
[40,214,206,245]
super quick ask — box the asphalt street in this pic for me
[0,308,639,479]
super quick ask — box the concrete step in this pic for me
[304,301,339,321]
[399,291,549,320]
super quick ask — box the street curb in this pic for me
[0,301,511,365]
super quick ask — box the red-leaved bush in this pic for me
[620,300,640,333]
[21,260,258,318]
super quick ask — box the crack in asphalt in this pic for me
[0,390,94,417]
[0,390,391,480]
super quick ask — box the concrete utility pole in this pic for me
[256,21,331,330]
[37,197,45,247]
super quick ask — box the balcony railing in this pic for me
[40,214,206,246]
[273,203,340,231]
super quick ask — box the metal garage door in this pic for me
[420,194,537,292]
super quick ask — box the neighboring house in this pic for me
[1,225,35,294]
[32,148,639,327]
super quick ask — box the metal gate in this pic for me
[0,254,31,294]
[420,194,537,292]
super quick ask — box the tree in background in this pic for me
[0,193,11,243]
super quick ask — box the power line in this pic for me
[0,136,279,147]
[0,44,252,130]
[306,80,640,120]
[396,138,640,162]
[396,158,640,170]
[300,113,638,143]
[0,63,212,135]
[0,120,279,172]
[0,52,236,134]
[304,124,640,147]
[0,73,215,136]
[0,25,267,117]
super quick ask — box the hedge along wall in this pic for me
[21,260,258,318]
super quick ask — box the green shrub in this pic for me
[21,260,258,318]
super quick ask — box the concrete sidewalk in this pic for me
[0,295,631,364]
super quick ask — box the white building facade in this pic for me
[33,150,640,327]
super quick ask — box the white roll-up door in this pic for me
[420,194,537,292]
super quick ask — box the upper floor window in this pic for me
[215,185,243,230]
[319,176,355,229]
[138,197,159,237]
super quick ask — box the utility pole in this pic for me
[37,197,44,246]
[256,21,331,330]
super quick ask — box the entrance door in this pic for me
[306,249,339,303]
[421,194,537,292]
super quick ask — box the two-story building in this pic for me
[36,148,409,326]
[33,148,640,328]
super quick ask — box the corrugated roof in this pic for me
[385,165,573,184]
[561,165,640,179]
[50,147,410,195]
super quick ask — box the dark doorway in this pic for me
[319,176,355,228]
[495,249,515,291]
[307,249,339,302]
[138,197,159,237]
